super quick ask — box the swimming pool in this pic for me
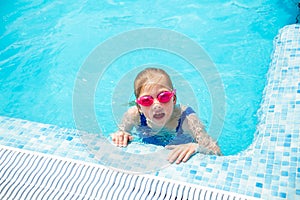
[0,2,299,199]
[0,0,297,155]
[1,24,300,198]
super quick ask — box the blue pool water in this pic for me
[0,0,298,155]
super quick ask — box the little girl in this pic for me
[111,67,221,164]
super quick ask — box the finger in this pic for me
[114,135,120,146]
[182,150,195,163]
[116,135,124,146]
[176,149,190,164]
[180,144,197,162]
[129,135,134,141]
[111,133,120,141]
[112,135,120,145]
[165,145,176,150]
[111,132,122,144]
[168,147,182,163]
[123,135,128,147]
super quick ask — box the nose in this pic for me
[152,99,162,109]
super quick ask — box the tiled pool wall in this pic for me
[0,24,300,199]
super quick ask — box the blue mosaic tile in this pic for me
[279,192,287,198]
[66,136,73,141]
[254,193,261,198]
[257,173,264,178]
[256,182,263,188]
[222,162,229,170]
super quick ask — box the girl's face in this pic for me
[137,83,175,128]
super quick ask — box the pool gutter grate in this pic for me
[0,145,258,200]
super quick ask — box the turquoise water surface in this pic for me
[0,0,298,155]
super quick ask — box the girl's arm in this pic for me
[183,113,221,155]
[111,106,139,147]
[166,107,221,164]
[118,106,139,132]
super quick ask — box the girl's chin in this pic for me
[151,120,168,129]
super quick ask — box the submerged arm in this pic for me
[166,107,222,164]
[118,106,139,132]
[184,113,222,155]
[111,106,139,146]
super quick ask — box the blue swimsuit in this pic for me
[137,107,196,146]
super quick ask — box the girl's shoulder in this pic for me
[119,106,140,126]
[125,106,140,120]
[175,104,195,114]
[171,104,196,124]
[127,106,139,114]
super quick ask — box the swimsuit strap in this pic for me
[176,107,195,134]
[140,112,148,126]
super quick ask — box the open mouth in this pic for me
[153,113,165,120]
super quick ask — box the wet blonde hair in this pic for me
[134,68,174,98]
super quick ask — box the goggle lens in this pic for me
[157,91,174,103]
[136,96,154,106]
[136,90,175,106]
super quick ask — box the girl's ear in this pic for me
[173,95,177,105]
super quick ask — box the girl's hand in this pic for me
[111,131,133,147]
[165,143,198,164]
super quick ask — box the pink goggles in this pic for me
[136,90,176,106]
